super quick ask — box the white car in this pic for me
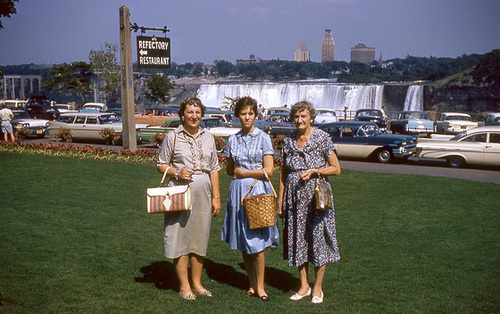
[416,126,500,167]
[82,102,108,112]
[435,112,478,134]
[12,110,49,138]
[47,112,148,142]
[484,112,500,126]
[314,108,338,125]
[54,103,78,113]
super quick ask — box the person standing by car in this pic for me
[0,102,16,142]
[278,100,341,304]
[157,97,221,301]
[221,97,279,302]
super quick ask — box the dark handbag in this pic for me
[242,169,277,230]
[315,175,333,210]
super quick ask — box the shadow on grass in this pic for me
[135,259,299,293]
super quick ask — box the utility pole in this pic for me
[119,5,136,151]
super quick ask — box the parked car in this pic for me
[107,103,122,115]
[264,112,296,136]
[205,108,234,126]
[416,126,500,167]
[1,99,27,109]
[11,110,49,138]
[483,112,500,126]
[354,109,387,130]
[137,116,239,143]
[134,107,177,126]
[319,121,418,163]
[266,107,290,116]
[435,112,478,134]
[47,112,147,143]
[389,111,435,136]
[82,102,108,112]
[314,108,338,125]
[53,103,78,113]
[25,99,60,120]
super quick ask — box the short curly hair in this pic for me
[178,97,206,122]
[290,101,316,121]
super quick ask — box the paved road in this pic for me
[340,158,500,184]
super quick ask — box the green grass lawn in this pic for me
[0,151,499,313]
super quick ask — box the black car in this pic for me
[319,121,418,163]
[354,109,387,129]
[25,98,60,120]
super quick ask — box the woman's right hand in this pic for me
[277,205,283,218]
[178,167,194,180]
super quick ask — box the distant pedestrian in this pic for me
[258,104,264,120]
[0,103,16,142]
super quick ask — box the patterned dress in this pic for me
[282,128,340,267]
[221,128,279,254]
[157,126,220,259]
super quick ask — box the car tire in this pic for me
[376,148,391,163]
[447,156,465,168]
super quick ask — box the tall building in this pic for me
[350,42,376,63]
[294,41,310,62]
[321,29,335,62]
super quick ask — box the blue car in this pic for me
[389,111,435,136]
[319,121,418,163]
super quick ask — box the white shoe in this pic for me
[289,287,311,301]
[311,291,324,304]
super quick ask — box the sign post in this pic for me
[119,5,136,151]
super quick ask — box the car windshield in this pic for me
[358,124,382,136]
[13,111,30,119]
[100,115,120,123]
[446,115,471,121]
[401,112,430,119]
[202,119,222,128]
[357,111,381,118]
[317,110,335,116]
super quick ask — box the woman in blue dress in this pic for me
[221,97,279,302]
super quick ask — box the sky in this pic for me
[0,0,499,66]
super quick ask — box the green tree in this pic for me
[215,60,235,77]
[143,73,176,104]
[42,62,93,103]
[472,49,500,88]
[89,43,120,103]
[0,0,19,29]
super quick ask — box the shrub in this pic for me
[99,128,120,145]
[55,128,73,142]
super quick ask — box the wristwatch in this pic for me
[175,169,180,180]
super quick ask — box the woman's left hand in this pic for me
[211,198,221,217]
[299,169,317,181]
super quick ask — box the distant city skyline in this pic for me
[0,0,499,66]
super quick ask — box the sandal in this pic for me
[197,290,213,297]
[179,291,196,301]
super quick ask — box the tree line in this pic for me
[1,49,498,104]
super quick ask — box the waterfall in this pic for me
[197,82,384,111]
[403,85,423,111]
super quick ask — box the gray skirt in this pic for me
[163,173,212,259]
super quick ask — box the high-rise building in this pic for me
[321,29,335,62]
[294,41,310,62]
[350,42,376,63]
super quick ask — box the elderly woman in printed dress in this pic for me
[221,97,279,302]
[277,100,341,304]
[157,97,221,301]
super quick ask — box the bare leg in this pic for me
[190,253,206,293]
[242,252,256,294]
[3,132,7,142]
[9,132,15,142]
[254,251,267,298]
[297,263,310,295]
[312,264,326,297]
[174,255,193,296]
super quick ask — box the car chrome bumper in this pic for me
[392,145,417,158]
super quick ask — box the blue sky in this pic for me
[0,0,499,66]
